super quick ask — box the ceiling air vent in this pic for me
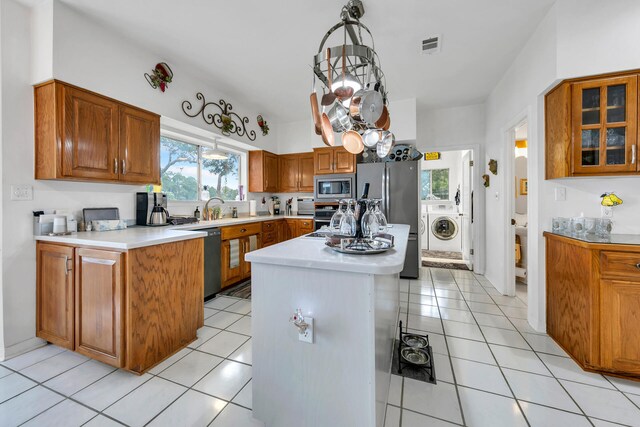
[422,35,442,55]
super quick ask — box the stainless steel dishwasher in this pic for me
[202,228,221,300]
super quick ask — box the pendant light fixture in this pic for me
[202,138,229,160]
[311,0,394,158]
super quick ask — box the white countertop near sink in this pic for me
[34,214,314,250]
[245,224,410,275]
[35,227,208,250]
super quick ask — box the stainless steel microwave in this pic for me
[314,174,356,200]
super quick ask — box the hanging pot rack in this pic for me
[310,1,393,158]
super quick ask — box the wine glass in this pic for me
[339,200,357,236]
[361,200,380,238]
[373,199,388,233]
[330,200,346,232]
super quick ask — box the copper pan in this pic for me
[375,105,389,128]
[310,76,321,135]
[321,48,337,106]
[321,112,335,147]
[342,130,364,154]
[382,112,391,131]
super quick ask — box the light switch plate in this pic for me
[11,185,33,201]
[554,187,566,201]
[299,317,313,344]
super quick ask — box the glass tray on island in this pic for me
[324,233,395,255]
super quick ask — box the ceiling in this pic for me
[59,0,555,123]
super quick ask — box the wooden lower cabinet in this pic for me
[75,248,124,366]
[221,239,244,286]
[36,243,74,349]
[545,232,640,379]
[220,223,262,288]
[35,238,204,373]
[285,218,314,239]
[600,279,640,374]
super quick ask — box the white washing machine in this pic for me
[428,203,462,252]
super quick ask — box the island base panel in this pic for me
[251,263,398,427]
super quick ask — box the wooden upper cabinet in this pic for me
[571,76,637,174]
[299,153,315,192]
[119,105,160,184]
[249,150,279,193]
[62,85,120,180]
[75,248,124,367]
[314,146,355,175]
[545,71,640,178]
[279,155,300,192]
[36,243,75,350]
[34,80,160,184]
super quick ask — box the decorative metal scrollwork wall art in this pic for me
[182,93,257,141]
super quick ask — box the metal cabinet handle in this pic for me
[636,262,640,270]
[64,256,72,275]
[114,159,118,174]
[240,228,246,233]
[632,145,637,165]
[121,159,126,175]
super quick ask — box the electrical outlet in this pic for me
[10,185,33,201]
[299,317,313,344]
[601,206,613,218]
[554,187,566,201]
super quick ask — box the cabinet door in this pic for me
[572,76,638,174]
[314,148,334,175]
[334,147,356,174]
[285,219,297,240]
[299,153,315,192]
[601,279,640,374]
[242,234,261,279]
[36,243,74,349]
[277,220,286,242]
[264,152,279,192]
[62,86,119,180]
[297,219,314,237]
[279,155,300,192]
[119,106,160,184]
[221,239,243,287]
[75,248,124,367]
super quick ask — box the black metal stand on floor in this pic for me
[397,320,435,382]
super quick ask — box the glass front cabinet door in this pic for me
[572,76,638,174]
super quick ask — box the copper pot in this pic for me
[375,105,389,129]
[342,130,364,154]
[310,76,322,135]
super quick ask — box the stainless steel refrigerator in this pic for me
[357,161,420,278]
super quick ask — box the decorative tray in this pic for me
[324,233,394,255]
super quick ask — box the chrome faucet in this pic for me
[203,197,225,221]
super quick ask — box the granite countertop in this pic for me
[34,214,315,250]
[545,231,640,246]
[245,224,410,275]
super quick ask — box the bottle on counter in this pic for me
[232,207,238,218]
[355,183,370,238]
[194,206,201,220]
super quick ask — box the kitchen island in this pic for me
[35,227,207,374]
[245,225,410,427]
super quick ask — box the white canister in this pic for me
[249,200,257,216]
[53,216,67,234]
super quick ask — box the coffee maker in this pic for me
[136,192,169,226]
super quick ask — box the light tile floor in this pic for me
[386,268,640,427]
[1,268,640,426]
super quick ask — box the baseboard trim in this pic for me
[1,336,47,361]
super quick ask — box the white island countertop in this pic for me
[34,214,314,250]
[245,224,410,275]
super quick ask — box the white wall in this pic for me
[515,154,528,215]
[0,0,280,358]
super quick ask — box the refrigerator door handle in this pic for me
[385,167,391,219]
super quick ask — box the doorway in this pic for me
[512,121,528,301]
[420,149,474,271]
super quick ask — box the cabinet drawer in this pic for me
[601,251,640,279]
[262,220,279,233]
[221,223,262,241]
[263,230,277,244]
[298,219,314,230]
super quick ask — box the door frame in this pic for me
[420,144,483,274]
[502,111,530,298]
